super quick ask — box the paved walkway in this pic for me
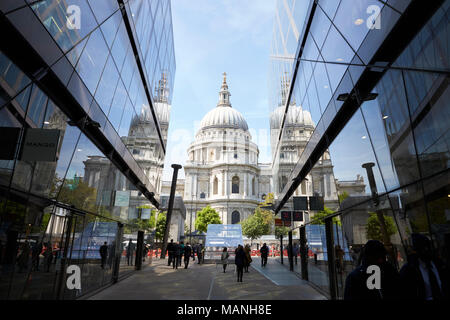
[88,257,326,300]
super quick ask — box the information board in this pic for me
[205,224,243,248]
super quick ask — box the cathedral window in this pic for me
[231,211,240,224]
[232,176,239,194]
[213,177,218,195]
[200,192,206,199]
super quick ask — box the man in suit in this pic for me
[167,239,175,266]
[344,240,401,300]
[400,233,449,300]
[99,242,108,269]
[184,243,192,269]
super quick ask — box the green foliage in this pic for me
[338,191,349,203]
[257,192,275,230]
[366,212,397,242]
[275,226,290,239]
[310,206,341,226]
[148,210,156,229]
[194,206,222,233]
[155,212,167,242]
[241,207,270,241]
[58,179,98,213]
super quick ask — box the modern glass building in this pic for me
[270,0,449,299]
[0,0,175,299]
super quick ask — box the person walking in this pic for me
[184,243,192,269]
[167,239,175,266]
[260,243,269,267]
[221,247,229,273]
[17,241,31,273]
[235,245,245,282]
[178,241,185,267]
[344,240,401,300]
[126,239,134,266]
[43,242,53,272]
[399,233,449,300]
[173,242,180,269]
[31,241,43,271]
[192,243,197,262]
[335,245,345,274]
[99,242,108,269]
[293,243,299,265]
[197,244,203,264]
[244,244,252,273]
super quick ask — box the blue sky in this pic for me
[162,0,276,180]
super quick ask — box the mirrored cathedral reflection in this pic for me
[183,73,365,229]
[83,72,172,220]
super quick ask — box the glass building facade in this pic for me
[0,0,175,299]
[271,0,449,299]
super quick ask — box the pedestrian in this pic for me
[235,245,245,282]
[197,244,203,264]
[344,240,401,300]
[17,241,31,273]
[167,239,175,266]
[179,241,185,267]
[221,247,229,273]
[399,233,449,300]
[126,239,134,266]
[31,241,43,271]
[293,243,299,265]
[335,245,344,274]
[192,243,197,261]
[99,242,108,269]
[43,242,53,272]
[108,241,115,268]
[184,243,192,269]
[173,241,180,269]
[260,243,269,267]
[244,244,252,272]
[143,244,149,262]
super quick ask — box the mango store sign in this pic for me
[21,128,60,162]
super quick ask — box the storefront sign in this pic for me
[21,128,60,161]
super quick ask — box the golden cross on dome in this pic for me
[222,72,227,83]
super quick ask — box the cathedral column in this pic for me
[243,171,247,197]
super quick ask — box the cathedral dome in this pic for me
[270,105,314,129]
[200,106,248,131]
[199,72,248,132]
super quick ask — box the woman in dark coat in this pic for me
[235,245,246,282]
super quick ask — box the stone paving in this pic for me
[88,257,327,300]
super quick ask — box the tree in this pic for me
[275,226,290,239]
[155,212,167,242]
[310,206,341,226]
[241,207,270,242]
[366,212,397,242]
[194,206,222,233]
[257,192,275,231]
[338,191,349,203]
